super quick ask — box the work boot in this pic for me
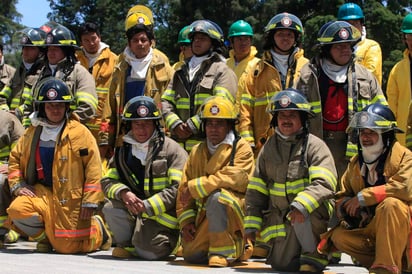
[94,215,112,250]
[208,255,228,267]
[239,239,253,261]
[4,230,20,243]
[36,240,52,253]
[112,247,137,258]
[299,264,323,274]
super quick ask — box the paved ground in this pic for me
[0,240,369,274]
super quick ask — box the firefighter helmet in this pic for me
[228,20,254,38]
[125,5,154,31]
[13,27,46,47]
[188,20,224,44]
[264,13,304,36]
[177,25,191,44]
[44,25,79,48]
[199,96,238,120]
[39,21,63,34]
[337,3,365,21]
[267,88,314,117]
[347,103,403,134]
[401,13,412,34]
[317,20,361,46]
[122,96,161,121]
[35,77,73,104]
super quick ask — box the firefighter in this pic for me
[295,20,387,181]
[0,110,24,247]
[101,96,188,259]
[226,20,260,110]
[337,2,382,85]
[76,22,118,169]
[24,23,98,126]
[0,27,46,126]
[162,19,238,153]
[172,25,193,71]
[387,13,412,149]
[6,77,111,254]
[318,103,412,274]
[0,44,16,97]
[244,89,337,273]
[238,12,308,157]
[104,5,174,149]
[177,96,254,267]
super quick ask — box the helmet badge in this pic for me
[209,105,220,115]
[46,34,54,44]
[338,28,349,40]
[46,88,58,100]
[137,105,149,117]
[138,16,146,24]
[21,36,29,44]
[281,16,292,27]
[279,95,291,108]
[359,112,369,124]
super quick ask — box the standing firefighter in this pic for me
[102,96,188,259]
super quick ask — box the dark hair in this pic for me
[0,44,3,52]
[126,24,154,41]
[78,22,100,38]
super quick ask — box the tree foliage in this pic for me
[3,0,412,89]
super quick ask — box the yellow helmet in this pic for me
[125,5,154,31]
[199,96,238,120]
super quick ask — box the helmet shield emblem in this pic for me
[137,105,149,117]
[279,95,291,108]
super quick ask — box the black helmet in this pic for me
[122,96,161,121]
[267,88,314,117]
[13,27,46,47]
[45,25,79,49]
[347,103,403,134]
[188,20,224,45]
[35,77,73,105]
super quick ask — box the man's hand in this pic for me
[342,196,360,217]
[181,223,196,242]
[179,186,192,207]
[80,207,95,220]
[120,190,145,215]
[287,208,305,224]
[173,123,193,139]
[0,164,8,174]
[16,186,36,197]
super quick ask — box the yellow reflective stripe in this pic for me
[406,135,412,149]
[161,89,176,102]
[86,123,100,130]
[10,98,21,109]
[244,215,262,230]
[22,87,32,99]
[310,101,321,114]
[239,130,254,143]
[248,176,268,195]
[371,94,388,105]
[218,190,244,222]
[184,139,202,152]
[270,182,286,197]
[142,212,178,229]
[301,254,329,267]
[106,183,124,199]
[209,244,236,257]
[96,87,108,94]
[0,215,7,227]
[165,113,181,129]
[146,194,166,216]
[241,93,253,106]
[294,192,319,214]
[76,91,98,109]
[190,115,201,129]
[194,177,208,198]
[105,168,120,180]
[176,97,190,110]
[260,224,286,242]
[144,177,168,191]
[213,86,234,102]
[346,142,357,157]
[168,168,182,184]
[0,146,11,159]
[285,179,307,195]
[0,86,11,98]
[309,166,337,191]
[177,209,196,224]
[255,93,274,106]
[194,93,210,106]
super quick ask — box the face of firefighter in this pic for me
[180,44,193,59]
[47,46,65,65]
[22,46,41,63]
[273,29,296,54]
[128,31,152,59]
[359,128,379,147]
[329,42,352,65]
[191,33,213,56]
[131,120,155,143]
[205,118,231,145]
[231,36,252,61]
[277,110,302,136]
[44,102,67,124]
[404,34,412,54]
[80,32,101,54]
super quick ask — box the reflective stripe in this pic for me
[310,101,321,114]
[285,179,307,195]
[244,215,262,230]
[176,97,190,110]
[0,215,7,227]
[105,168,120,180]
[143,212,178,229]
[239,130,254,143]
[346,142,357,157]
[168,168,182,184]
[213,86,234,103]
[247,176,268,195]
[294,192,319,214]
[146,193,166,215]
[194,177,208,198]
[144,177,168,191]
[177,209,196,224]
[260,223,286,242]
[55,226,98,238]
[76,91,98,110]
[161,89,176,102]
[209,244,236,257]
[309,166,337,191]
[0,86,11,98]
[240,93,253,106]
[106,183,124,199]
[84,182,102,192]
[0,146,11,159]
[165,113,181,130]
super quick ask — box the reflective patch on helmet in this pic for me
[46,88,58,100]
[209,105,220,115]
[138,16,146,24]
[338,28,349,40]
[137,105,149,117]
[279,95,291,108]
[21,36,29,44]
[359,112,369,124]
[281,15,292,27]
[46,34,54,44]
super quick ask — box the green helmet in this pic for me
[317,21,361,46]
[177,25,191,44]
[401,13,412,34]
[337,3,364,21]
[264,13,304,36]
[228,20,253,38]
[13,27,46,47]
[188,20,224,44]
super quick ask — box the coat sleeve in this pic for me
[73,65,98,124]
[238,70,256,146]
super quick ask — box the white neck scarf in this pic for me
[23,61,34,71]
[124,46,153,80]
[270,49,289,77]
[84,42,109,68]
[123,130,156,165]
[321,58,349,84]
[207,130,235,155]
[30,112,65,141]
[188,55,208,82]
